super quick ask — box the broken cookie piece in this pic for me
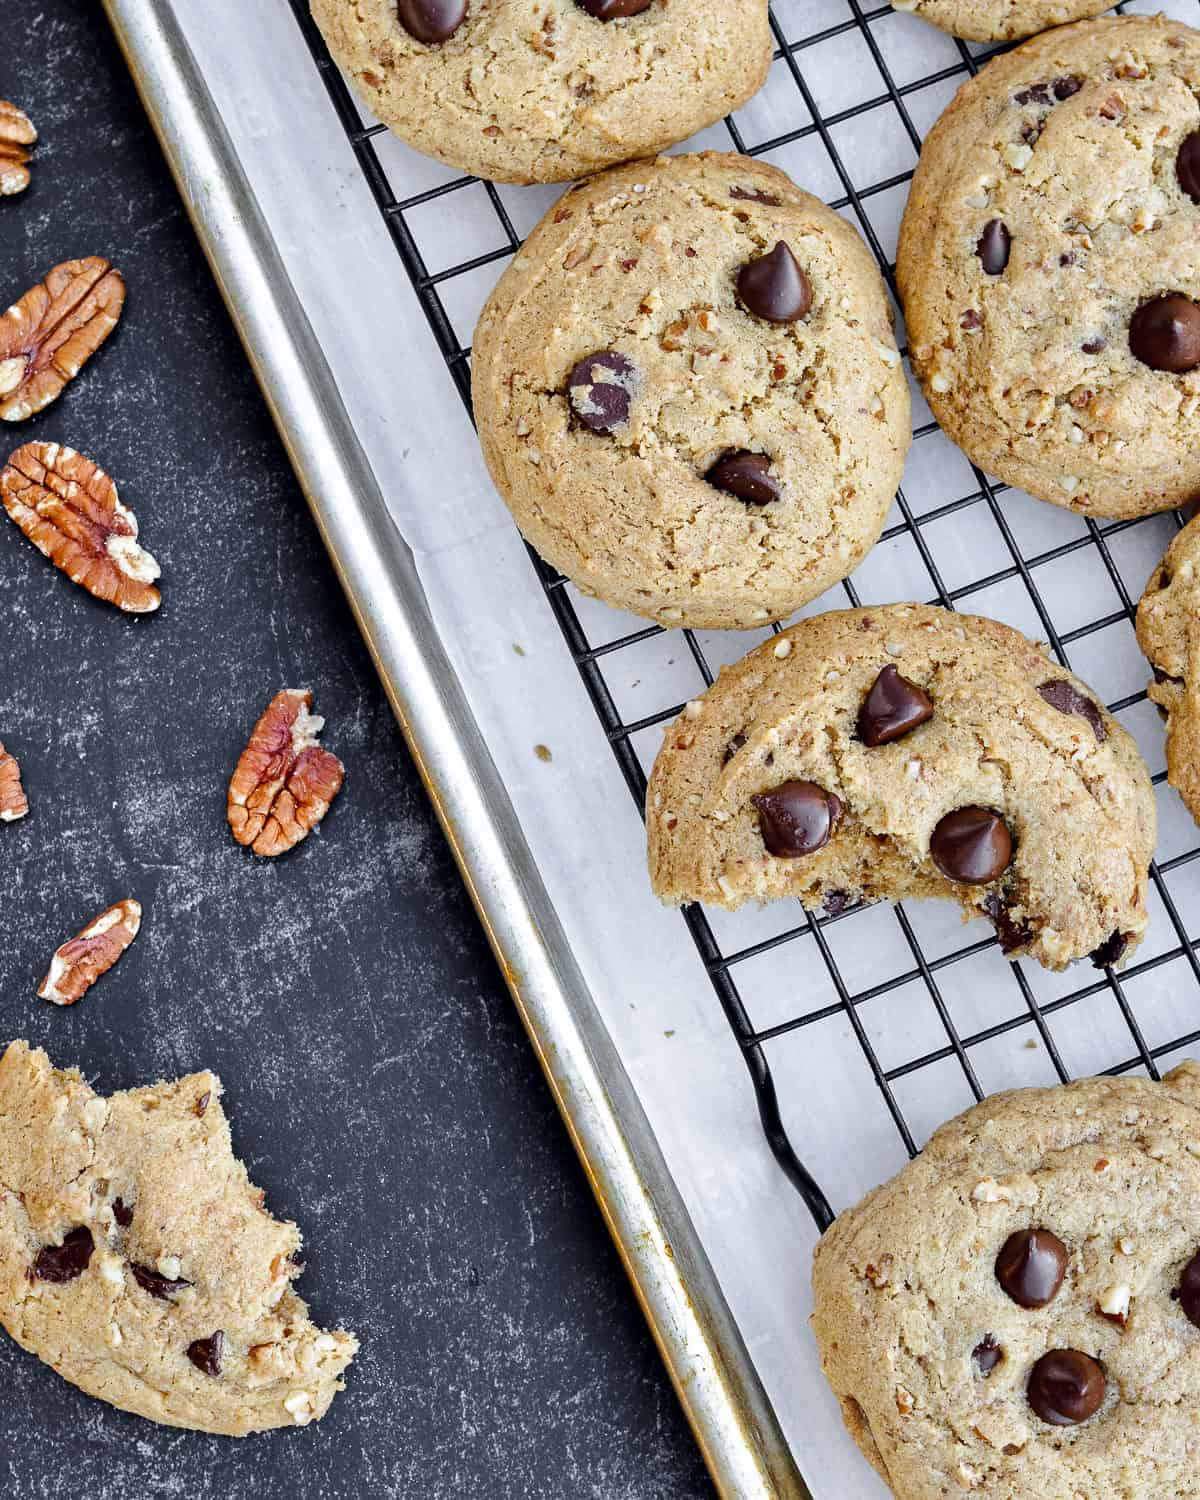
[0,1041,357,1434]
[0,739,28,821]
[647,604,1155,971]
[1,443,161,613]
[227,689,345,857]
[37,899,141,1006]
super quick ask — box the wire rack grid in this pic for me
[288,0,1200,1235]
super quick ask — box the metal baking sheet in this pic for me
[105,2,1200,1496]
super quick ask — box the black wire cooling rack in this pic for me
[288,0,1200,1234]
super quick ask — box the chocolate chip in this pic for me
[706,451,781,505]
[34,1227,94,1284]
[396,0,467,44]
[187,1330,226,1377]
[821,889,853,918]
[976,219,1011,275]
[960,308,981,331]
[1090,931,1127,969]
[857,664,933,747]
[131,1263,193,1300]
[736,242,812,323]
[982,891,1033,955]
[578,0,653,15]
[972,1334,1003,1377]
[567,351,639,434]
[930,807,1013,885]
[1036,680,1106,742]
[1081,336,1106,354]
[723,732,748,765]
[730,186,782,206]
[1053,76,1081,100]
[1027,1349,1105,1426]
[1177,129,1200,203]
[995,1228,1068,1308]
[1013,83,1052,106]
[1176,1250,1200,1327]
[112,1198,134,1228]
[1129,294,1200,373]
[751,780,842,858]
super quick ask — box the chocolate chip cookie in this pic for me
[1137,513,1200,827]
[646,604,1155,970]
[309,0,772,185]
[897,15,1200,519]
[812,1062,1200,1500]
[891,0,1111,44]
[0,1041,357,1434]
[473,152,910,630]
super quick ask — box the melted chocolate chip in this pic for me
[706,451,781,505]
[822,889,854,918]
[396,0,467,44]
[1177,130,1200,204]
[112,1198,134,1228]
[857,664,933,747]
[567,351,639,434]
[1081,336,1107,355]
[730,186,782,206]
[1053,76,1081,100]
[1027,1349,1105,1426]
[723,732,748,765]
[578,0,653,15]
[1129,294,1200,373]
[982,891,1033,955]
[34,1227,94,1284]
[930,807,1013,885]
[187,1330,226,1377]
[995,1228,1068,1308]
[1176,1250,1200,1328]
[752,780,842,858]
[1037,680,1106,742]
[976,219,1011,275]
[1090,931,1127,970]
[737,241,812,323]
[972,1334,1003,1377]
[131,1263,193,1300]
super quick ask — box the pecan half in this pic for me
[0,101,36,196]
[1,442,160,612]
[0,257,125,422]
[228,689,345,857]
[37,898,142,1006]
[0,739,28,821]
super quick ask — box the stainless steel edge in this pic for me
[100,3,810,1495]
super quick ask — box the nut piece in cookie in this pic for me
[0,739,28,822]
[0,100,36,196]
[228,688,345,857]
[0,1041,357,1434]
[897,16,1200,518]
[1136,513,1200,826]
[311,0,771,185]
[646,603,1155,970]
[37,899,141,1006]
[0,258,124,422]
[473,152,910,630]
[812,1064,1200,1498]
[1,443,161,613]
[890,0,1111,44]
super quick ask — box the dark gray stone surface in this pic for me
[0,5,712,1495]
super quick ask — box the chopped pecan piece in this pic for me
[0,101,36,196]
[0,257,125,422]
[37,898,142,1006]
[227,689,345,857]
[0,738,28,821]
[1,442,160,612]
